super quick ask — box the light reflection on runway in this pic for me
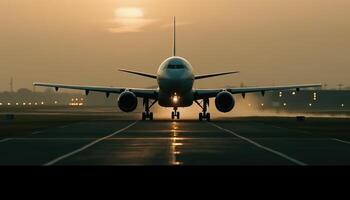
[171,121,183,165]
[1,115,350,166]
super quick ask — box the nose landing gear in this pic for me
[171,107,180,120]
[195,98,211,121]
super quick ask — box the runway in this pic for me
[0,114,350,165]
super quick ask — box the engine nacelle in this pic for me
[117,91,138,112]
[215,91,235,113]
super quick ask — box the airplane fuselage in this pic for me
[157,56,195,107]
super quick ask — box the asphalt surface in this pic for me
[1,115,350,165]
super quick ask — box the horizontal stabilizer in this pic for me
[118,69,157,79]
[195,71,239,80]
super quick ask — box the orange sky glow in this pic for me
[0,0,349,91]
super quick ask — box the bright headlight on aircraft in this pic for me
[172,95,179,103]
[172,93,180,104]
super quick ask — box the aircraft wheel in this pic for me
[149,112,154,121]
[142,112,146,121]
[171,112,175,120]
[199,113,203,121]
[177,112,180,119]
[206,113,211,121]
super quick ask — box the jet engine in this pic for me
[215,91,235,113]
[118,91,138,112]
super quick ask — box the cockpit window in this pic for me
[167,64,185,69]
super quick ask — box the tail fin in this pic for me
[172,16,176,57]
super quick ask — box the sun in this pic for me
[115,7,144,18]
[110,7,155,33]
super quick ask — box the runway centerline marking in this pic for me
[209,122,307,166]
[0,138,13,143]
[43,121,138,166]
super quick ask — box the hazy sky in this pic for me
[1,0,349,91]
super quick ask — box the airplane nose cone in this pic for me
[165,70,189,80]
[158,70,194,94]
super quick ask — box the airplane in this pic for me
[34,17,321,121]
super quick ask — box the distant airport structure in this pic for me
[0,88,348,115]
[0,88,116,107]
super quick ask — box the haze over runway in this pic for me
[1,0,350,91]
[1,112,350,165]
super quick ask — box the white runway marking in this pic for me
[31,131,43,135]
[209,122,307,166]
[43,121,137,166]
[0,138,13,143]
[333,139,350,145]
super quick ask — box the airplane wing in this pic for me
[33,82,158,99]
[195,71,239,80]
[194,84,322,99]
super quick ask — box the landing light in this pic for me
[172,95,179,104]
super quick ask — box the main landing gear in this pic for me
[171,107,180,120]
[195,98,211,121]
[142,112,153,121]
[142,98,157,121]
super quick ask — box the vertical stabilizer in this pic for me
[173,16,176,57]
